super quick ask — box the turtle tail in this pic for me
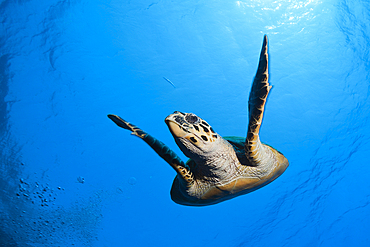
[108,114,194,186]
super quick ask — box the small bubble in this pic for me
[128,177,137,185]
[116,187,124,194]
[77,176,85,184]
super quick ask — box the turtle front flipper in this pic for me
[107,114,194,186]
[245,35,272,166]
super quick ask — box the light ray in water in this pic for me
[163,77,176,88]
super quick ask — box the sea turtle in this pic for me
[108,35,289,206]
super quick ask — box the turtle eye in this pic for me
[185,114,200,124]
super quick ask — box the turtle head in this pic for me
[165,111,221,162]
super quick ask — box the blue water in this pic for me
[1,0,370,246]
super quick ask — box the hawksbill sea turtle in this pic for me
[108,35,289,206]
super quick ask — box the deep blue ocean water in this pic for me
[1,0,370,246]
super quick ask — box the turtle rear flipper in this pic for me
[245,35,272,166]
[107,114,194,186]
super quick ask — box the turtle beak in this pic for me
[165,113,188,138]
